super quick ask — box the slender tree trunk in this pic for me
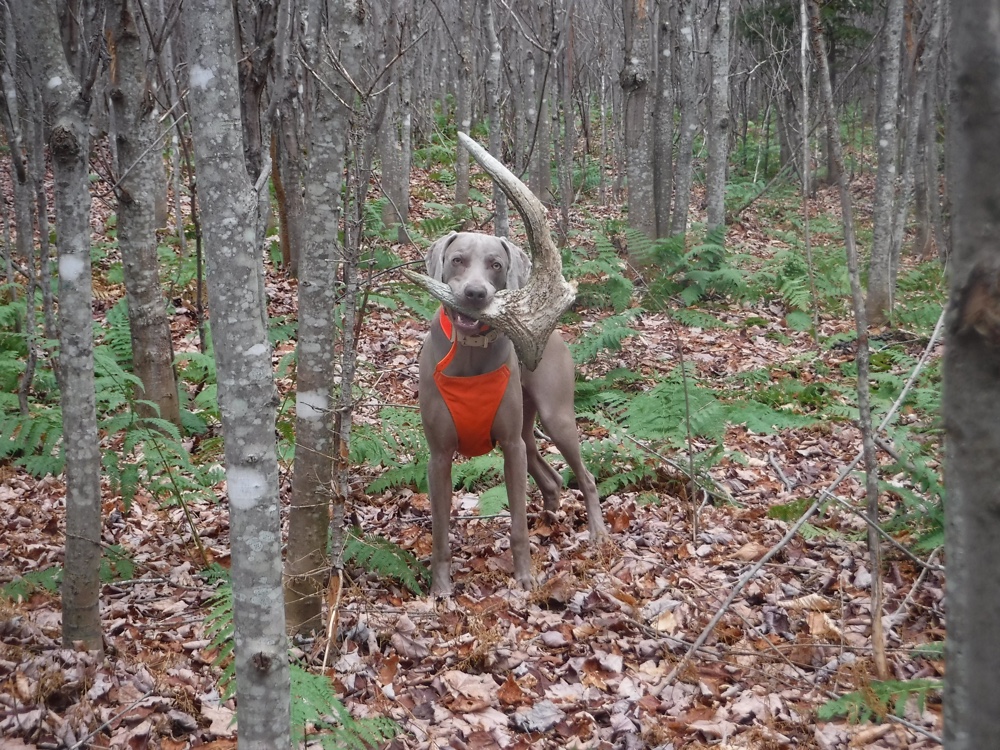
[484,0,508,236]
[671,0,697,236]
[621,0,655,240]
[181,1,291,745]
[107,0,182,427]
[557,7,575,244]
[866,0,905,326]
[809,0,889,682]
[283,0,360,636]
[455,0,474,207]
[653,9,675,237]
[14,0,103,654]
[706,0,731,231]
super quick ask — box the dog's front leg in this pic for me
[428,450,456,596]
[499,436,532,589]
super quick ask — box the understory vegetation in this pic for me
[0,116,947,739]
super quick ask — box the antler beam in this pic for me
[403,132,576,370]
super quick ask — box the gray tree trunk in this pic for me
[483,0,509,237]
[653,8,675,237]
[455,0,474,207]
[107,0,181,427]
[14,0,103,654]
[621,0,655,239]
[943,1,1000,745]
[531,0,553,204]
[180,1,290,746]
[866,0,905,326]
[378,0,413,243]
[705,0,731,231]
[809,0,890,682]
[671,0,697,236]
[283,0,360,635]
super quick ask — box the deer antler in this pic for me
[403,132,576,370]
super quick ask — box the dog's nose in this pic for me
[464,285,487,303]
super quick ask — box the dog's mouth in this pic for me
[450,310,488,334]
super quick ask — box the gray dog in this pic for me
[418,231,607,595]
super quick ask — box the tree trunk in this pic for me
[706,0,731,231]
[484,0,509,237]
[943,1,1000,745]
[809,0,890,682]
[107,0,182,428]
[283,0,359,636]
[455,0,474,207]
[671,0,697,236]
[181,1,291,745]
[13,0,103,654]
[621,0,655,240]
[653,8,675,237]
[866,0,905,326]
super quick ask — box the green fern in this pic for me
[670,307,730,329]
[343,529,429,595]
[570,310,643,364]
[0,566,63,602]
[101,299,134,367]
[204,582,237,699]
[817,679,941,724]
[361,406,429,494]
[453,452,505,491]
[290,663,399,749]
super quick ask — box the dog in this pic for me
[418,231,607,595]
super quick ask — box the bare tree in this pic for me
[943,1,1000,745]
[671,0,698,236]
[283,0,362,636]
[106,0,182,427]
[180,1,290,744]
[12,0,104,653]
[706,0,731,230]
[620,0,655,239]
[455,0,474,207]
[808,0,889,682]
[866,0,905,326]
[483,0,509,236]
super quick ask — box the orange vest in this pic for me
[433,310,511,457]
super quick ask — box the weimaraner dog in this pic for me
[418,231,607,595]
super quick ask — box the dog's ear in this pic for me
[425,232,459,281]
[500,238,532,290]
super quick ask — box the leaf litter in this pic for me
[0,177,945,749]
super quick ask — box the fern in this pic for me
[817,679,942,724]
[670,307,730,329]
[570,310,643,364]
[101,299,134,367]
[204,582,237,699]
[361,406,429,494]
[343,529,429,595]
[0,566,63,602]
[452,452,505,491]
[569,233,634,312]
[290,663,400,749]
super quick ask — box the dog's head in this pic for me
[425,232,531,335]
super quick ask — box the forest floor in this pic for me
[0,167,945,749]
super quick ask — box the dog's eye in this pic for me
[451,256,462,265]
[492,261,503,270]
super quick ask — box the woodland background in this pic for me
[0,0,978,748]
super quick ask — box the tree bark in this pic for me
[107,0,182,427]
[943,1,1000,745]
[671,0,698,236]
[653,8,675,237]
[284,0,361,636]
[621,0,655,239]
[484,0,509,237]
[866,0,905,326]
[809,0,889,683]
[181,1,291,745]
[706,0,731,231]
[455,0,474,207]
[13,0,103,654]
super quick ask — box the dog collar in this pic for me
[439,308,499,348]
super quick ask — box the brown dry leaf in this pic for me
[806,611,843,640]
[732,541,769,561]
[779,592,834,611]
[497,674,529,707]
